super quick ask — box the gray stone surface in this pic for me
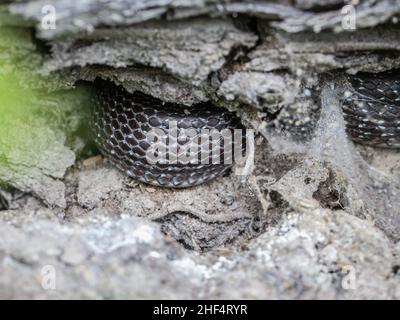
[1,198,399,299]
[273,0,400,33]
[43,18,258,84]
[9,0,302,39]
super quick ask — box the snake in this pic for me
[343,71,400,148]
[91,71,399,188]
[91,79,246,188]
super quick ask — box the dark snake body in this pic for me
[343,71,400,148]
[91,80,245,188]
[91,72,399,188]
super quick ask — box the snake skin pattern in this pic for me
[91,80,246,188]
[343,71,400,148]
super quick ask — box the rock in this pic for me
[9,0,301,39]
[0,0,399,299]
[43,18,258,84]
[0,206,398,299]
[73,164,262,250]
[77,167,124,209]
[0,27,90,207]
[0,97,76,207]
[273,0,400,33]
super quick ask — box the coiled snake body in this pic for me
[91,80,245,188]
[343,71,400,148]
[91,71,399,188]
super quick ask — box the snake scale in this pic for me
[91,71,399,188]
[91,80,245,188]
[343,71,400,148]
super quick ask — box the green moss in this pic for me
[0,25,39,160]
[0,16,81,201]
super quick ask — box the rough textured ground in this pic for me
[0,0,399,299]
